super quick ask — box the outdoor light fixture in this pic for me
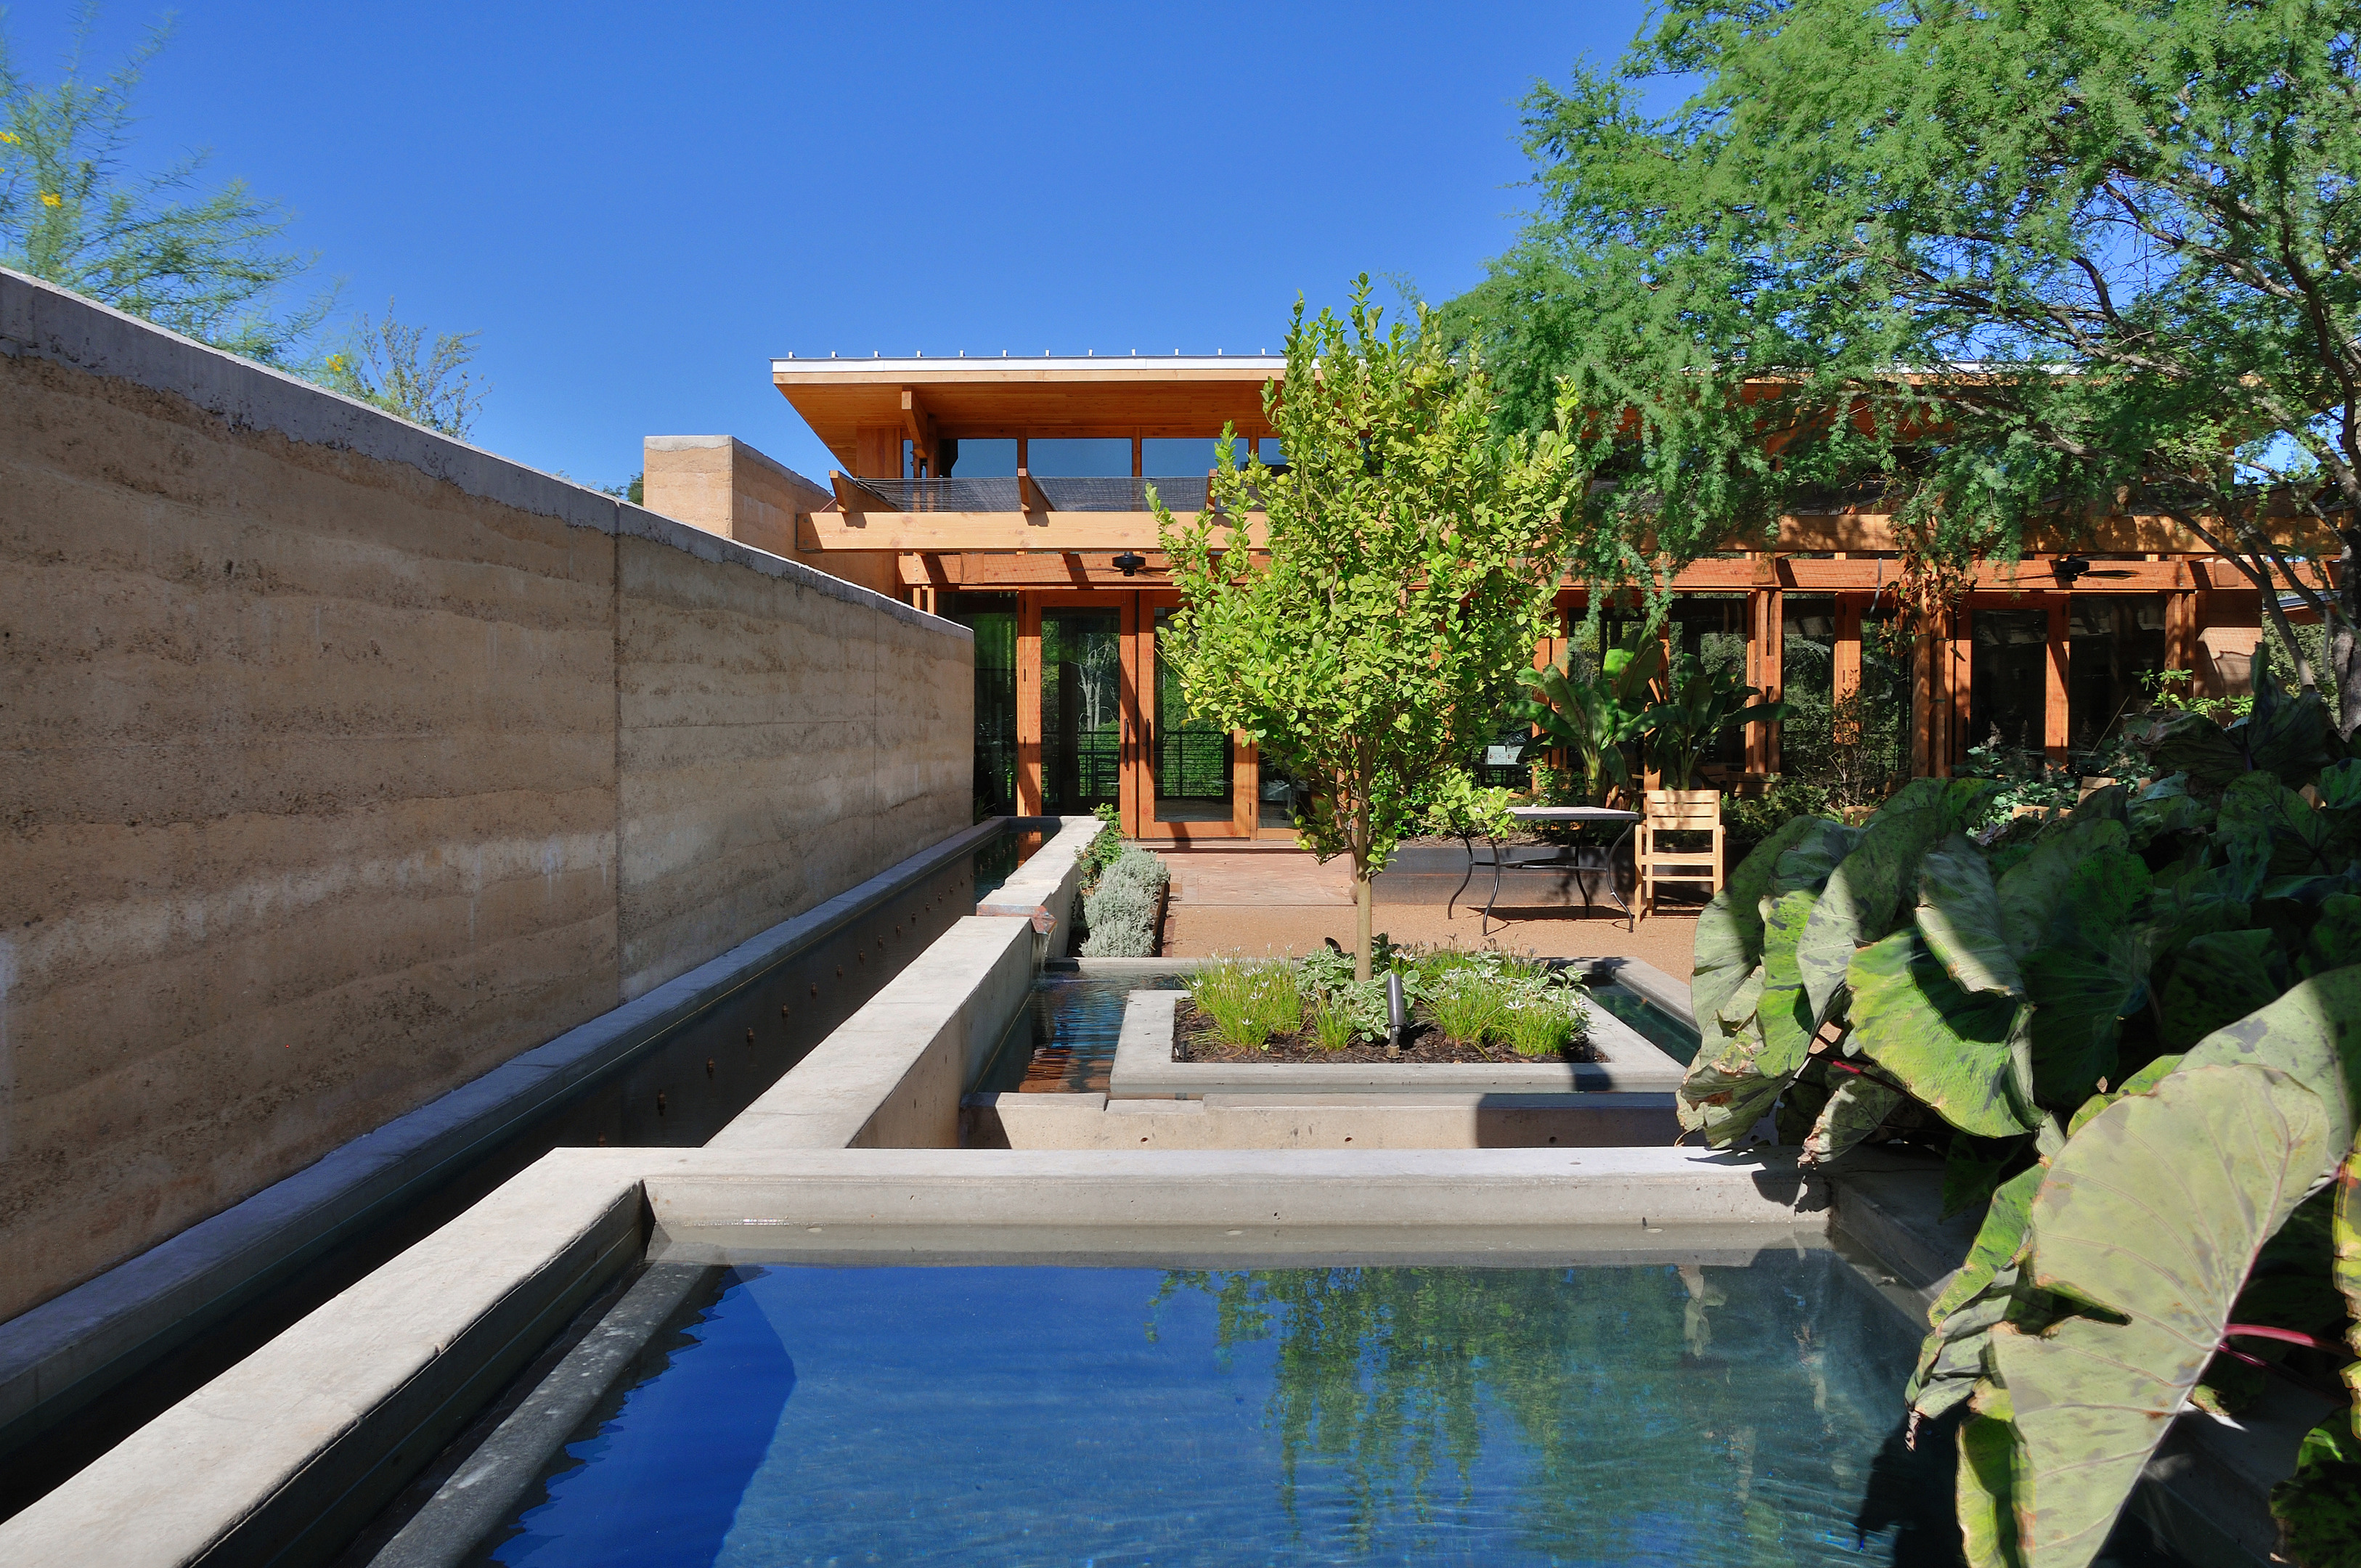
[1112,550,1147,576]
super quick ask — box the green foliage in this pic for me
[1682,682,2361,1562]
[1308,993,1358,1053]
[601,471,646,507]
[1721,776,1839,860]
[1646,655,1786,791]
[1187,956,1304,1050]
[1153,279,1591,979]
[1418,768,1516,841]
[1439,0,2361,728]
[0,7,331,365]
[1075,804,1124,888]
[318,300,485,438]
[1515,625,1662,805]
[1428,969,1506,1045]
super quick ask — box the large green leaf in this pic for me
[1919,837,2023,997]
[2304,894,2361,979]
[1801,1069,1902,1165]
[2181,965,2361,1157]
[2335,1138,2361,1439]
[2220,773,2338,877]
[1908,1164,2044,1424]
[1798,807,1957,1017]
[1957,1393,2026,1568]
[1847,931,2031,1138]
[1756,887,1823,1077]
[2017,846,2155,1108]
[2159,928,2291,1050]
[1772,818,1864,896]
[1675,1054,1788,1148]
[1994,1063,2334,1568]
[1994,819,2132,961]
[1693,812,1836,1022]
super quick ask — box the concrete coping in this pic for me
[0,817,1011,1454]
[1106,987,1692,1101]
[0,1143,1832,1566]
[974,815,1101,955]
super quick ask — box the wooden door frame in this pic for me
[1021,590,1139,823]
[1133,590,1254,841]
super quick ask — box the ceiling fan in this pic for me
[2050,555,2140,583]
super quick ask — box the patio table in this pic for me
[1450,806,1644,935]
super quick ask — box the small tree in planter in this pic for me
[1152,279,1591,979]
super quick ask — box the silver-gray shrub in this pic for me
[1080,849,1168,957]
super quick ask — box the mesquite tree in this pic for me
[1151,280,1590,979]
[1443,0,2361,732]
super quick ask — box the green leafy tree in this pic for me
[1440,0,2361,733]
[0,6,329,364]
[1152,280,1591,978]
[319,300,484,438]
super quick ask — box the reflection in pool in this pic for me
[470,1253,2071,1567]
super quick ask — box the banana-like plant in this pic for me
[1514,628,1665,805]
[1683,674,2361,1567]
[1645,655,1788,790]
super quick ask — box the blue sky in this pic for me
[7,1,1650,489]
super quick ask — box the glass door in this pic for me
[1040,609,1123,814]
[1151,608,1231,823]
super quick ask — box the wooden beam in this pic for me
[900,389,939,475]
[1834,596,1864,741]
[811,509,1260,553]
[2046,597,2071,765]
[1018,470,1054,515]
[828,471,898,514]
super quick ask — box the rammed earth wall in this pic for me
[0,269,971,1320]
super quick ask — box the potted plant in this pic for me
[1514,628,1665,807]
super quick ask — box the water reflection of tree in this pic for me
[1152,1262,1913,1566]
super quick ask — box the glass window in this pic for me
[1780,596,1839,780]
[940,438,1016,478]
[1666,595,1753,774]
[1040,610,1124,814]
[1152,608,1231,823]
[1026,439,1132,476]
[2068,595,2166,758]
[1857,609,1915,796]
[1141,438,1221,475]
[1968,608,2050,759]
[942,593,1018,817]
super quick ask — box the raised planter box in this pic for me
[1108,987,1691,1100]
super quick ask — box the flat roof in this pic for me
[772,354,1288,466]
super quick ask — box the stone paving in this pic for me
[1154,843,1700,978]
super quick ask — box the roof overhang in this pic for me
[772,355,1287,467]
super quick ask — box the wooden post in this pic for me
[2046,596,2071,765]
[1748,590,1785,776]
[1119,593,1145,838]
[1016,592,1043,815]
[1834,595,1864,743]
[2166,589,2198,678]
[1948,609,1974,774]
[1234,735,1259,838]
[1912,627,1936,778]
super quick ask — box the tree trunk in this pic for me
[1354,867,1374,982]
[2338,533,2361,739]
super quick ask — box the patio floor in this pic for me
[1154,843,1700,978]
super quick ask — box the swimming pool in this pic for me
[466,1251,2026,1567]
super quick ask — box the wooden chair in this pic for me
[1636,790,1724,921]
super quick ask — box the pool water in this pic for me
[1588,985,1701,1065]
[476,1253,2015,1567]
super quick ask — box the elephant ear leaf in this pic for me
[2182,965,2361,1158]
[2020,847,2155,1109]
[1694,813,1836,1022]
[1919,837,2023,997]
[2336,1140,2361,1439]
[1676,1052,1788,1148]
[1994,1063,2333,1568]
[1800,1069,1904,1166]
[1798,808,1956,1018]
[1907,1164,2043,1425]
[1847,931,2031,1138]
[1994,819,2132,960]
[2159,928,2291,1050]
